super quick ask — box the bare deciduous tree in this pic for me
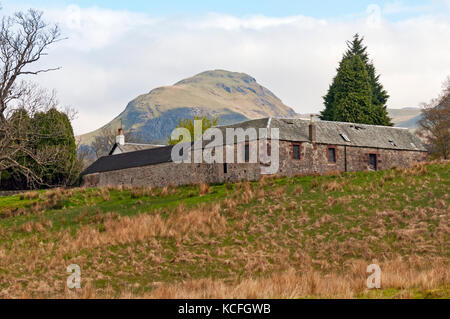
[418,77,450,160]
[0,9,67,187]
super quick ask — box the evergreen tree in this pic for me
[320,34,393,126]
[1,108,79,189]
[332,55,374,124]
[33,108,78,187]
[1,109,33,189]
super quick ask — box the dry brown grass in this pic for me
[61,204,226,252]
[21,191,40,201]
[294,185,303,195]
[160,187,169,197]
[403,162,429,176]
[321,180,344,192]
[130,187,153,198]
[52,257,450,299]
[20,220,53,233]
[198,183,211,196]
[311,178,319,188]
[0,161,448,299]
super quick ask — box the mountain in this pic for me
[79,70,297,145]
[387,107,423,130]
[78,70,423,146]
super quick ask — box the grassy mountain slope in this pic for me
[388,107,423,130]
[78,68,423,146]
[0,161,448,298]
[79,70,296,145]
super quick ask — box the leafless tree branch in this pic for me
[0,8,68,188]
[418,76,450,160]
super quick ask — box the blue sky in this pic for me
[2,1,449,134]
[5,0,443,20]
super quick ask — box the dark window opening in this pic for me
[369,154,377,171]
[328,148,336,163]
[293,144,301,160]
[244,144,250,163]
[223,163,228,174]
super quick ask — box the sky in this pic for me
[2,0,450,135]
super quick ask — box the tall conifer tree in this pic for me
[333,55,374,124]
[320,34,393,126]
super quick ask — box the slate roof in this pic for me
[108,143,166,155]
[83,118,426,175]
[270,118,427,151]
[214,118,426,151]
[84,145,174,175]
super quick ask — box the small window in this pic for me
[292,144,301,160]
[340,133,351,142]
[369,154,377,171]
[244,144,250,163]
[328,147,336,163]
[223,163,228,174]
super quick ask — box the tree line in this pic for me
[0,9,80,190]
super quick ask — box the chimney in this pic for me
[309,114,316,143]
[116,128,125,145]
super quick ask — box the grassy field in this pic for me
[0,161,449,298]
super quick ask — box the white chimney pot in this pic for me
[116,128,125,145]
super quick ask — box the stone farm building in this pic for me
[82,118,428,188]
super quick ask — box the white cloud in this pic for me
[8,5,449,135]
[45,5,157,51]
[190,13,328,31]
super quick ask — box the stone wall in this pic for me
[276,140,427,177]
[82,140,427,188]
[83,161,260,188]
[344,146,427,172]
[276,141,344,177]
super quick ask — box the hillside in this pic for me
[0,161,448,298]
[78,69,423,146]
[79,70,296,145]
[388,107,423,130]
